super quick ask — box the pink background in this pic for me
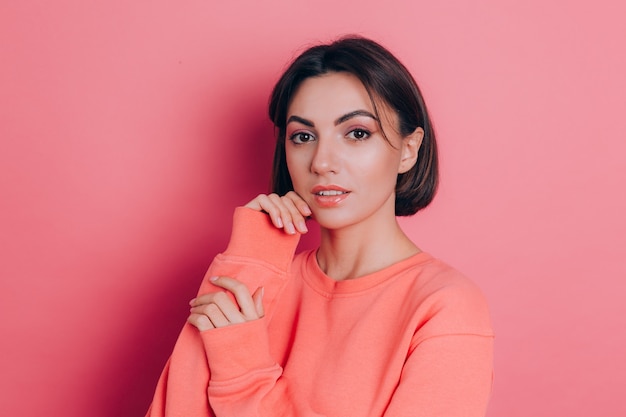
[2,1,625,416]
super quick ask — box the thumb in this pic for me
[252,286,265,318]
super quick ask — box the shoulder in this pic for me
[400,254,494,341]
[415,256,488,308]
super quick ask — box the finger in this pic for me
[244,194,264,211]
[188,313,215,331]
[207,292,247,324]
[190,284,240,306]
[268,193,297,234]
[210,276,259,320]
[252,286,265,318]
[284,191,312,217]
[190,292,220,307]
[205,303,231,328]
[280,195,308,233]
[190,291,247,325]
[251,194,285,229]
[194,302,233,328]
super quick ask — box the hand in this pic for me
[188,276,264,331]
[245,191,311,235]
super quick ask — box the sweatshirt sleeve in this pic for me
[198,209,328,416]
[383,334,493,417]
[383,275,495,417]
[146,207,301,417]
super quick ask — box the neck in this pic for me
[315,212,420,281]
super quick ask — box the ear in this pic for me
[398,127,424,174]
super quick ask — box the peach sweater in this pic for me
[146,208,494,417]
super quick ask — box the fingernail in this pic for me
[303,206,312,215]
[286,223,296,234]
[189,298,196,305]
[276,217,283,228]
[260,286,265,299]
[209,276,218,282]
[298,220,308,233]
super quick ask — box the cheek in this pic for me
[358,145,401,179]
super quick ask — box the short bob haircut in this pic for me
[269,35,438,216]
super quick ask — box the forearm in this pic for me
[202,319,326,417]
[146,207,301,417]
[146,323,213,417]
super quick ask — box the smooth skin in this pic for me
[188,72,423,332]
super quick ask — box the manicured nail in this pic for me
[189,298,196,305]
[209,276,218,282]
[297,220,308,233]
[286,222,296,234]
[303,206,312,215]
[276,217,283,228]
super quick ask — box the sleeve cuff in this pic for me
[223,207,301,272]
[201,318,276,382]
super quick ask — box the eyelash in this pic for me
[289,132,315,144]
[288,129,371,144]
[346,128,371,141]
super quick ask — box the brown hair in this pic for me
[269,36,438,216]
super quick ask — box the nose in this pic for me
[310,136,339,175]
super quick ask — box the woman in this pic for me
[147,36,494,417]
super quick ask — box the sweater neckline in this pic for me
[300,249,433,296]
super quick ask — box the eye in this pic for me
[347,129,370,141]
[289,132,316,144]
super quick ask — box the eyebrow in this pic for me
[286,110,378,127]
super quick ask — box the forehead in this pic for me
[288,72,373,117]
[287,72,401,133]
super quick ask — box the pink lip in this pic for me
[311,185,350,208]
[311,185,349,194]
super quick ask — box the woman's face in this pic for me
[285,72,421,231]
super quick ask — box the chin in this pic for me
[310,210,363,231]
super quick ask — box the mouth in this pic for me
[310,185,351,207]
[311,185,350,195]
[314,190,349,196]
